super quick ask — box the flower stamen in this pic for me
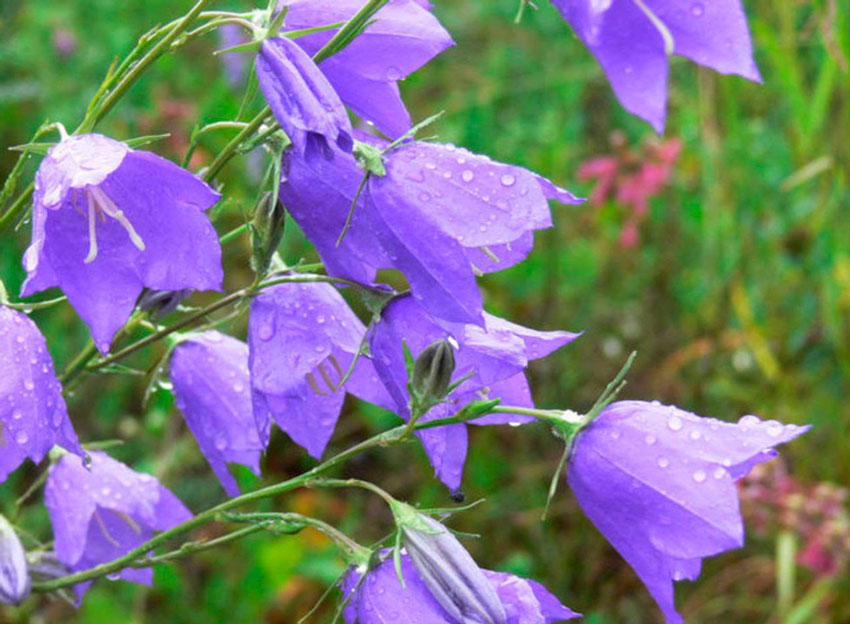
[82,186,146,263]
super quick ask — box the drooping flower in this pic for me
[21,133,223,354]
[280,0,454,138]
[551,0,761,131]
[280,137,581,324]
[249,281,390,458]
[566,400,809,623]
[0,514,30,606]
[369,294,579,491]
[170,331,264,497]
[0,306,82,484]
[256,35,353,160]
[45,451,192,601]
[342,553,579,624]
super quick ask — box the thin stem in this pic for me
[128,525,263,568]
[307,478,397,508]
[182,121,250,168]
[81,0,215,130]
[86,288,251,372]
[219,222,251,244]
[31,424,409,592]
[0,181,34,232]
[2,296,67,311]
[203,107,271,182]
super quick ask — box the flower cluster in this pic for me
[0,1,810,621]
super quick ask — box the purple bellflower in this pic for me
[0,307,82,484]
[280,0,454,138]
[280,137,581,325]
[551,0,761,131]
[170,331,264,497]
[21,133,223,354]
[257,35,354,160]
[45,451,192,601]
[342,553,579,624]
[370,294,579,491]
[0,514,30,605]
[249,281,390,458]
[566,400,809,623]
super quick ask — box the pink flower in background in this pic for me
[578,132,681,248]
[740,460,850,577]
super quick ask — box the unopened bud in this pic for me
[139,288,193,320]
[395,504,505,624]
[411,340,455,404]
[27,551,69,584]
[250,191,286,275]
[0,514,30,605]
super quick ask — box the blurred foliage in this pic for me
[1,0,849,622]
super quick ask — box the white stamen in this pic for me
[632,0,675,56]
[88,186,146,252]
[480,245,500,263]
[84,192,99,263]
[93,509,121,547]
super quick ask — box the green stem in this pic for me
[128,525,263,568]
[78,0,215,131]
[203,107,271,182]
[31,424,408,593]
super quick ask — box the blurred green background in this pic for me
[1,0,848,622]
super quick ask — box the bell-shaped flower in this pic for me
[342,552,579,624]
[0,514,30,605]
[45,451,192,601]
[0,307,82,484]
[257,35,353,160]
[21,133,223,354]
[551,0,761,131]
[280,0,454,138]
[370,294,579,491]
[249,281,390,458]
[566,400,809,623]
[170,331,264,497]
[280,137,581,324]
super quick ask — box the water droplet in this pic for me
[23,379,34,391]
[215,434,227,450]
[690,2,704,17]
[738,414,760,427]
[11,409,22,420]
[689,430,701,441]
[500,173,516,187]
[644,434,656,445]
[657,456,669,468]
[765,420,783,437]
[668,415,683,431]
[609,429,621,439]
[693,470,707,483]
[713,467,726,479]
[461,169,474,182]
[101,487,111,496]
[385,66,402,81]
[418,191,431,202]
[233,381,245,393]
[424,161,437,170]
[257,324,274,341]
[14,430,29,445]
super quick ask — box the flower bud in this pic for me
[0,514,30,605]
[396,505,505,624]
[250,191,287,274]
[138,288,193,320]
[27,551,69,584]
[411,339,455,405]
